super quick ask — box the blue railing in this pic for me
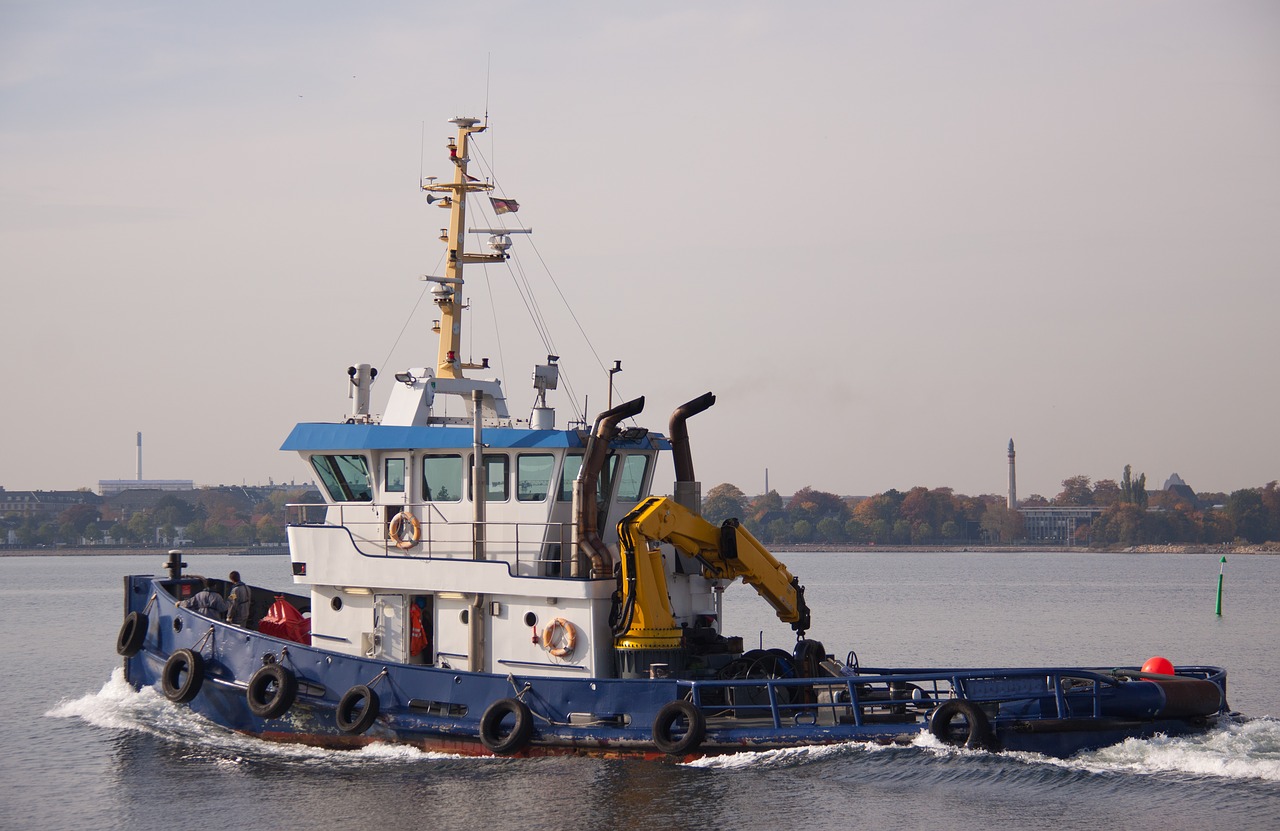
[675,664,1227,732]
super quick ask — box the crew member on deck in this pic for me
[226,571,251,628]
[180,578,228,618]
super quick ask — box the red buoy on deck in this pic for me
[1142,656,1175,675]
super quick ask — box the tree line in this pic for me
[3,489,312,548]
[8,473,1279,549]
[700,473,1280,547]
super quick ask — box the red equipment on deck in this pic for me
[258,595,311,645]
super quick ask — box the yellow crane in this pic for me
[613,496,810,652]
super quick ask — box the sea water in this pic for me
[4,551,1279,831]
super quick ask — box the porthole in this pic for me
[172,617,184,633]
[460,609,469,624]
[523,611,538,627]
[331,596,343,611]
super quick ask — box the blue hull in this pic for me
[120,574,1228,759]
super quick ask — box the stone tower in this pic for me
[1007,439,1017,510]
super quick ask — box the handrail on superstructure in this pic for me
[285,502,577,575]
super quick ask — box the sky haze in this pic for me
[2,1,1277,501]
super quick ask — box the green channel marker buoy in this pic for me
[1215,555,1226,616]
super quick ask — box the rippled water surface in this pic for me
[5,551,1279,830]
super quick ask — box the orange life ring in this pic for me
[388,511,421,550]
[541,617,578,658]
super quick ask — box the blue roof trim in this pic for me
[280,423,670,452]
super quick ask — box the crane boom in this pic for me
[613,496,810,650]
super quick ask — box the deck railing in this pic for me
[286,502,575,576]
[679,665,1227,731]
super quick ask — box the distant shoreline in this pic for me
[0,546,262,558]
[772,543,1279,555]
[3,542,1276,558]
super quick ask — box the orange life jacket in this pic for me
[410,603,428,655]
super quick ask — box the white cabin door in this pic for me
[373,594,407,662]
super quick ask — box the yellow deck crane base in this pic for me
[613,496,810,652]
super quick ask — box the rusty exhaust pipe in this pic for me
[669,392,715,512]
[574,395,645,577]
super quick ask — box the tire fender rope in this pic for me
[479,697,534,755]
[336,684,380,734]
[116,611,148,657]
[247,663,298,719]
[161,648,205,703]
[928,699,996,751]
[652,700,706,756]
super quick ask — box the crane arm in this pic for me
[615,496,810,641]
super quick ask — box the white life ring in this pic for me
[388,512,421,550]
[541,617,578,658]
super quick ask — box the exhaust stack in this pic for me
[669,392,716,513]
[574,396,646,578]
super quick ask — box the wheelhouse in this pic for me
[277,420,677,680]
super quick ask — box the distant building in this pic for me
[1019,506,1104,544]
[98,482,316,522]
[100,488,190,522]
[0,488,102,520]
[99,479,194,497]
[98,431,194,496]
[1006,439,1103,544]
[1161,473,1200,509]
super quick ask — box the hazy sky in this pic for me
[2,1,1277,500]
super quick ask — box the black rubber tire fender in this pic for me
[335,684,380,734]
[246,663,298,719]
[116,611,148,657]
[652,700,707,756]
[161,648,204,703]
[479,697,533,755]
[929,699,996,750]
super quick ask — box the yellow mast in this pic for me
[422,117,504,380]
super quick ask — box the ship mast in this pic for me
[422,117,505,380]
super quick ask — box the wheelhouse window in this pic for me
[470,454,509,502]
[517,454,554,502]
[616,454,650,502]
[558,454,582,502]
[557,453,617,504]
[311,454,373,502]
[422,454,462,502]
[384,458,406,494]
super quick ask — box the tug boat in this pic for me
[117,116,1228,759]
